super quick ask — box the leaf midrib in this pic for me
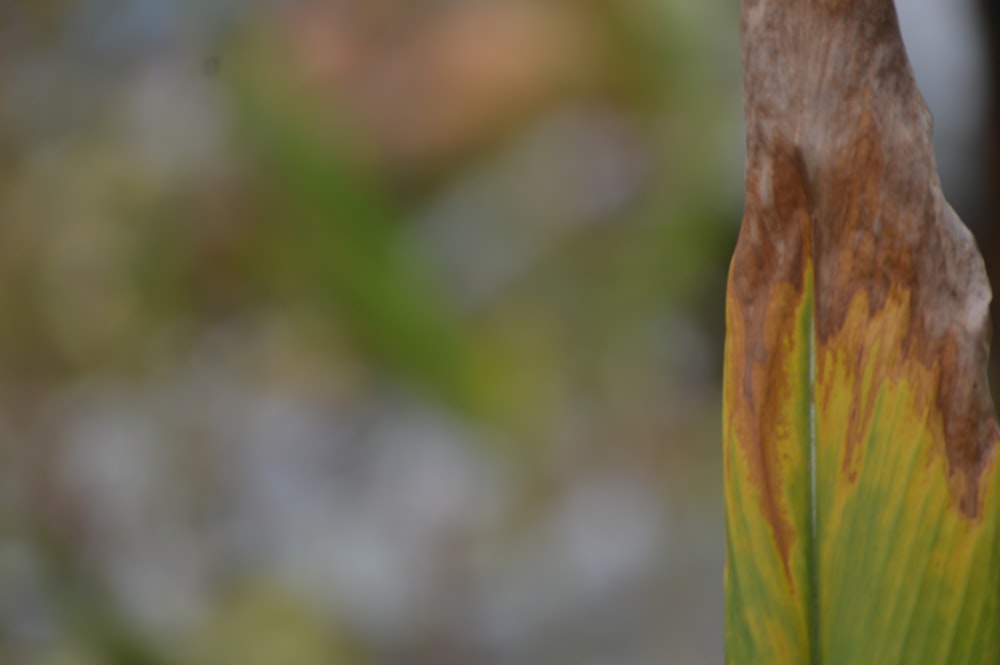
[808,291,820,664]
[807,269,820,665]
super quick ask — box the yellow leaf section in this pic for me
[724,256,816,664]
[814,287,1000,664]
[725,265,1000,664]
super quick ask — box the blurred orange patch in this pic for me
[281,0,607,173]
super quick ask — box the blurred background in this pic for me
[0,1,995,664]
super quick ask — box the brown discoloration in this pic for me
[734,0,998,530]
[727,136,812,583]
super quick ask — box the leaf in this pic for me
[724,2,1000,663]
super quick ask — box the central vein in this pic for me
[808,280,820,664]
